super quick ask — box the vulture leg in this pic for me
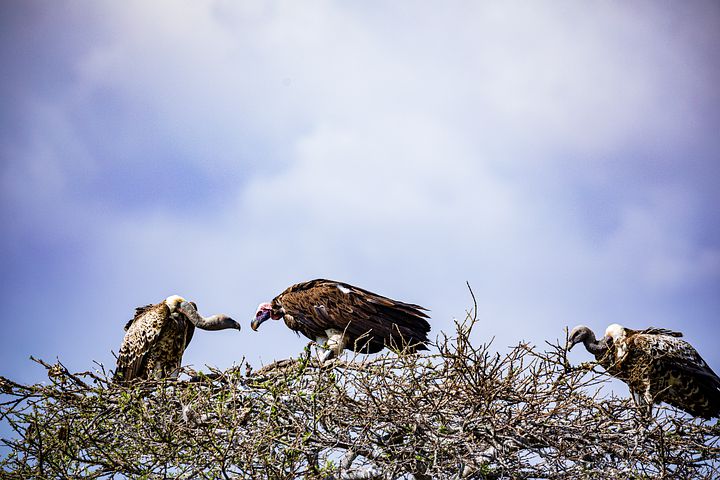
[169,361,182,380]
[643,387,654,417]
[631,390,652,418]
[320,349,336,363]
[314,335,332,362]
[151,363,165,381]
[320,329,347,363]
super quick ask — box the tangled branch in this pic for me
[1,314,719,479]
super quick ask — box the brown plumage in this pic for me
[569,323,720,419]
[252,279,430,361]
[115,295,240,382]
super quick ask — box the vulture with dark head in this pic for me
[252,279,430,361]
[115,295,240,382]
[568,323,720,419]
[566,325,619,376]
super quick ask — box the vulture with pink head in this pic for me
[252,279,431,361]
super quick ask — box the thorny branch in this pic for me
[1,313,719,479]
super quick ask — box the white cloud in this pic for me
[2,1,719,379]
[70,1,712,171]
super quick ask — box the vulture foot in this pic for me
[320,348,337,364]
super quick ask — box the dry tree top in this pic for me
[1,312,719,479]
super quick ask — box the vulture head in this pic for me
[251,302,282,331]
[567,325,594,351]
[165,295,189,311]
[168,296,240,331]
[567,324,610,356]
[603,323,626,343]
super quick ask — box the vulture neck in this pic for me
[583,332,608,357]
[191,314,236,331]
[179,304,236,331]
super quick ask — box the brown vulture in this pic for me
[115,295,240,382]
[568,323,720,419]
[251,279,430,361]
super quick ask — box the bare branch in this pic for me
[2,312,719,478]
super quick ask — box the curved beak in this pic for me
[251,310,271,331]
[566,339,576,351]
[221,317,242,331]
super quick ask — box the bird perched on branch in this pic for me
[252,279,430,362]
[568,323,720,419]
[115,295,240,382]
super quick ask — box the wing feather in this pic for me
[636,327,683,337]
[115,303,170,382]
[633,333,720,417]
[278,279,430,353]
[123,304,154,331]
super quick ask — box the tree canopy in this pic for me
[2,313,719,479]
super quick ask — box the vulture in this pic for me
[251,279,430,361]
[568,323,720,419]
[115,295,240,382]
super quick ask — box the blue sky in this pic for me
[1,1,719,385]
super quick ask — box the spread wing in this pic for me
[279,279,430,352]
[115,303,170,382]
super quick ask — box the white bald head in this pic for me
[164,295,187,312]
[604,323,626,341]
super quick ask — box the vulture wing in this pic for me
[636,327,683,337]
[123,304,154,331]
[278,279,430,353]
[634,333,720,418]
[115,303,171,382]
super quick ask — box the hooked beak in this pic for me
[251,310,272,331]
[223,317,242,331]
[566,339,577,351]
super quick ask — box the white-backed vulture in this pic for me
[568,324,720,418]
[115,295,240,382]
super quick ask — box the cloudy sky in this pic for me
[1,1,719,385]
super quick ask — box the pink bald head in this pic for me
[251,302,278,331]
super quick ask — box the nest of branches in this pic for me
[1,312,719,479]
